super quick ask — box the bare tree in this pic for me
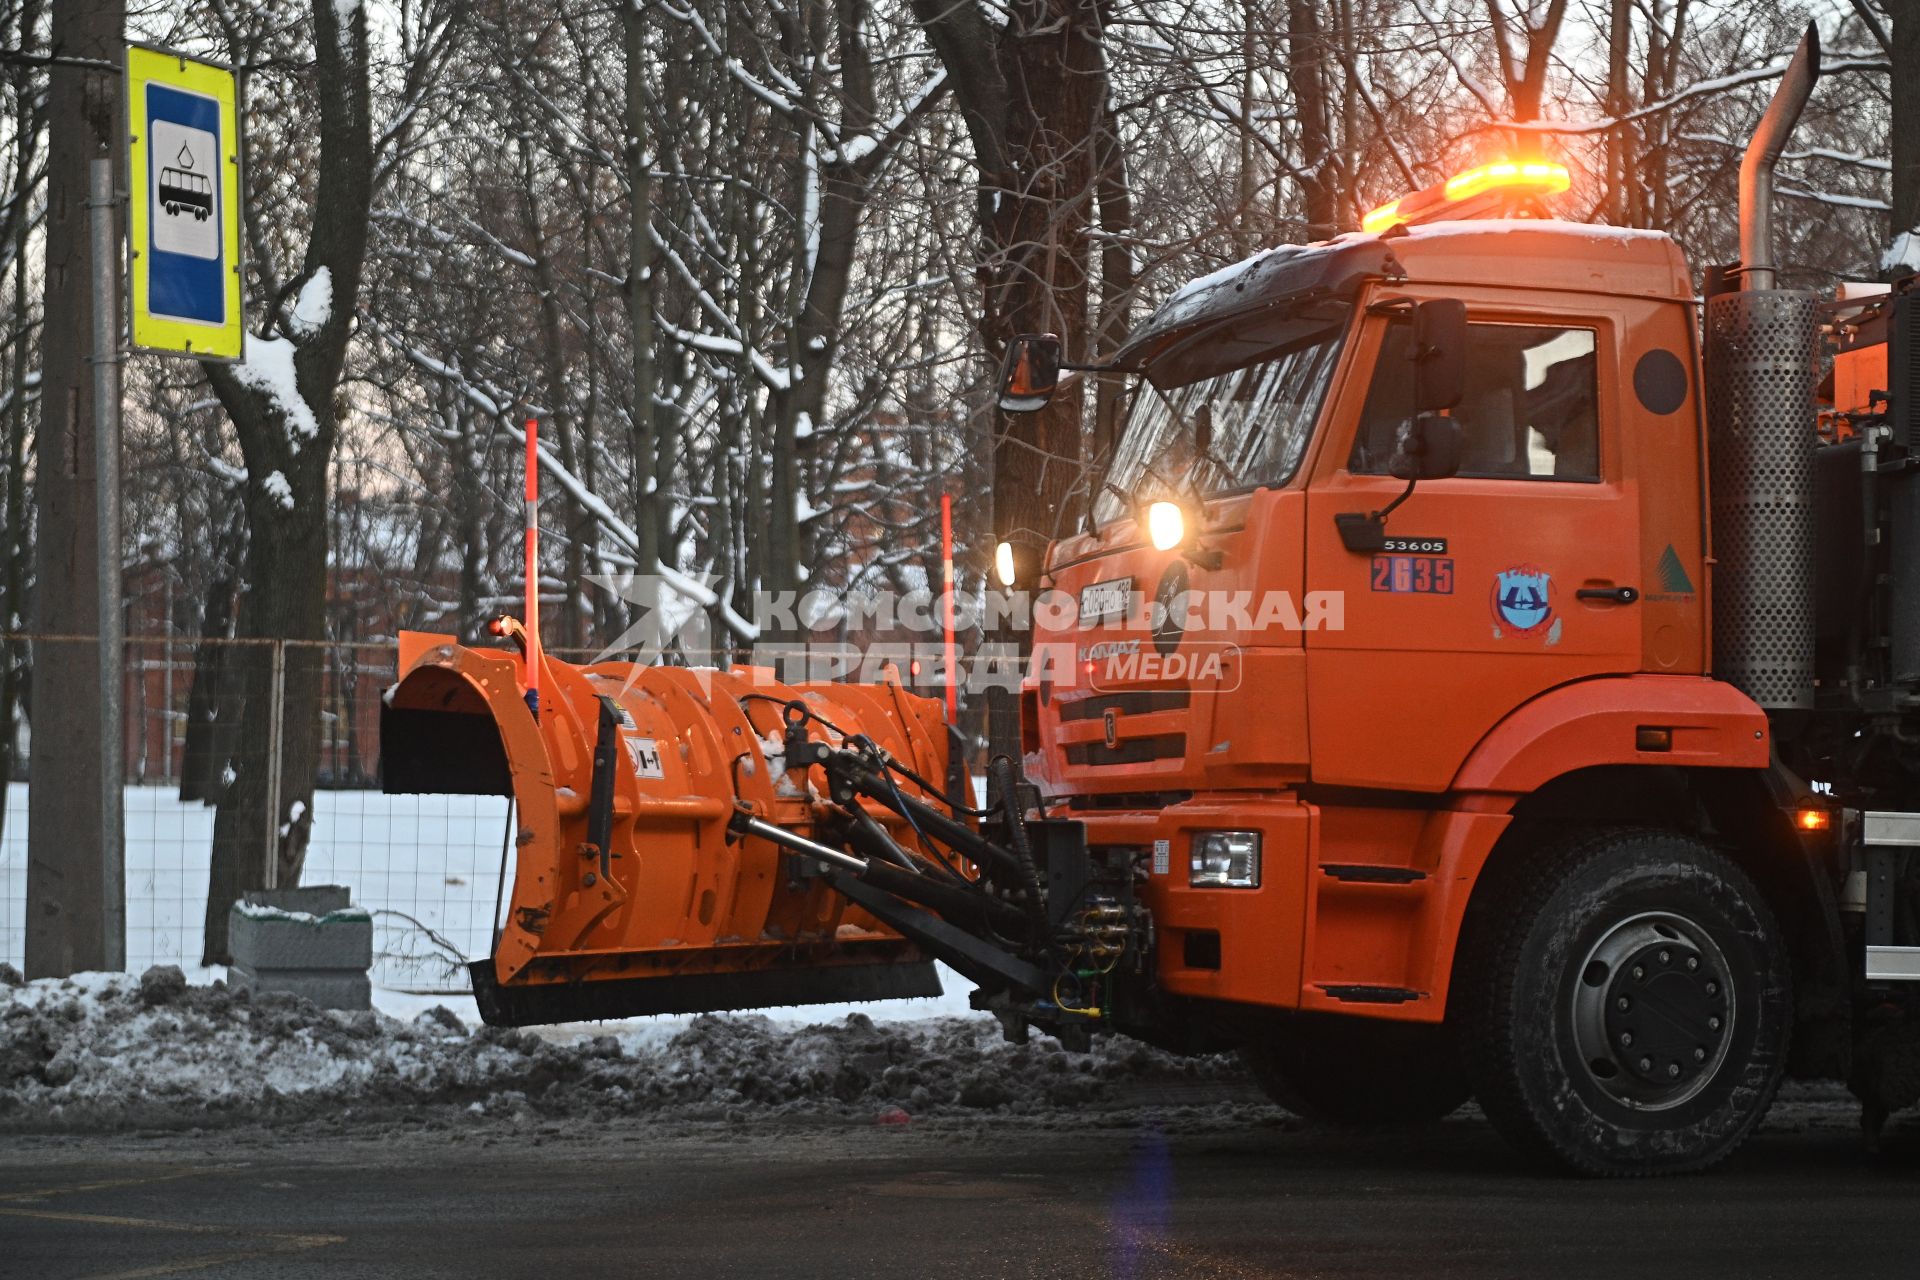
[0,0,47,842]
[199,0,373,963]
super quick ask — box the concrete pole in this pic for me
[25,0,126,977]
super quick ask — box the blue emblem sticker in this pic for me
[1492,565,1553,635]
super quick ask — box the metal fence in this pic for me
[0,634,513,991]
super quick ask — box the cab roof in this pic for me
[1114,219,1692,372]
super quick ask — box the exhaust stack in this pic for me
[1707,24,1822,712]
[1738,26,1822,291]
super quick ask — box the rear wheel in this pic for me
[1243,1015,1471,1126]
[1459,827,1790,1176]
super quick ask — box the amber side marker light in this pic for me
[1635,726,1673,752]
[1796,807,1833,833]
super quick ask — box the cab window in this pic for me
[1349,322,1600,481]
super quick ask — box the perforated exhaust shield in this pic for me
[1705,290,1817,710]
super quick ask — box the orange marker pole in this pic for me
[940,492,958,722]
[524,417,542,719]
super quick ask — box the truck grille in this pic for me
[1057,690,1191,721]
[1065,734,1187,766]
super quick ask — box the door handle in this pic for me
[1576,585,1639,605]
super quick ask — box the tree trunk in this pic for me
[624,5,665,582]
[1604,0,1634,225]
[1287,0,1339,237]
[1891,0,1920,249]
[911,0,1110,762]
[914,0,1107,552]
[199,0,372,963]
[176,527,241,805]
[0,0,41,845]
[26,0,124,978]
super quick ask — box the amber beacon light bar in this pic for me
[1361,159,1572,234]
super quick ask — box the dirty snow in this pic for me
[0,966,1248,1133]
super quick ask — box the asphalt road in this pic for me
[6,1098,1920,1280]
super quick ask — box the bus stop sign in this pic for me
[126,46,243,361]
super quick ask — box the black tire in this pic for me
[1242,1015,1471,1126]
[1458,827,1791,1177]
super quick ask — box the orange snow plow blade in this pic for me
[381,629,951,1025]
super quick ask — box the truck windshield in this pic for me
[1092,321,1347,527]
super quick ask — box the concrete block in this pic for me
[229,964,372,1011]
[230,909,374,970]
[227,885,374,1011]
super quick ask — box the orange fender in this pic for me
[1451,674,1769,796]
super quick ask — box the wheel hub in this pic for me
[1569,912,1735,1111]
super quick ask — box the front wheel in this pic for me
[1459,828,1791,1176]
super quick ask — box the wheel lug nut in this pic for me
[1639,1057,1653,1071]
[1708,1016,1722,1031]
[1667,1063,1681,1078]
[1687,957,1699,971]
[1620,1032,1634,1047]
[1694,1048,1706,1061]
[1617,996,1631,1011]
[1632,966,1645,980]
[1705,982,1718,996]
[1659,950,1671,964]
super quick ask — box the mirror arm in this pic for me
[1333,478,1417,554]
[1375,477,1417,523]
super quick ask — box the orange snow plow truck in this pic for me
[385,29,1920,1175]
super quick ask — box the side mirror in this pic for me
[1411,298,1466,412]
[997,333,1061,413]
[1389,413,1463,481]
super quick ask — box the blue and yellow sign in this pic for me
[126,45,243,360]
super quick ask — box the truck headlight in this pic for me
[1190,831,1260,888]
[1146,500,1186,551]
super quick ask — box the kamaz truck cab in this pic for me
[989,28,1918,1174]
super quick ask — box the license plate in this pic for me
[1078,577,1133,624]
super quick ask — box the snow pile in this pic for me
[0,967,1253,1132]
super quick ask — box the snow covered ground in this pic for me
[0,966,1232,1133]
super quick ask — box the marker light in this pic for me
[1796,807,1832,833]
[1443,160,1571,202]
[1146,501,1186,552]
[994,539,1018,587]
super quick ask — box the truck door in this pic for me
[1303,304,1643,791]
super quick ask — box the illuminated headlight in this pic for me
[1146,501,1185,551]
[1190,831,1260,888]
[994,539,1018,587]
